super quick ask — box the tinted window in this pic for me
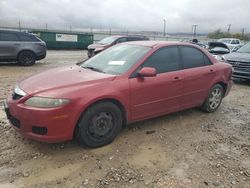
[180,46,210,69]
[116,37,127,43]
[204,55,212,65]
[19,34,38,41]
[128,37,142,41]
[143,47,181,74]
[127,37,137,41]
[233,40,240,44]
[0,32,19,41]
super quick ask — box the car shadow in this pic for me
[233,78,250,86]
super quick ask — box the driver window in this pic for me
[142,47,181,74]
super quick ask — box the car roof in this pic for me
[218,38,239,40]
[0,30,32,36]
[124,41,197,48]
[109,35,148,39]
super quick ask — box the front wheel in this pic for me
[75,102,123,148]
[201,84,224,113]
[18,51,36,66]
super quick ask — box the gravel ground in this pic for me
[0,50,249,188]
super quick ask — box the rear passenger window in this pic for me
[180,46,211,69]
[0,33,19,41]
[204,55,212,65]
[143,47,181,73]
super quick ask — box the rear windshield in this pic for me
[98,36,117,45]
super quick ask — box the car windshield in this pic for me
[81,44,150,75]
[98,36,117,45]
[237,43,250,53]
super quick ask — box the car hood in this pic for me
[87,43,108,49]
[19,65,116,95]
[224,52,250,62]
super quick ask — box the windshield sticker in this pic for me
[108,61,126,65]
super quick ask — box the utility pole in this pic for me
[45,23,48,31]
[241,28,245,40]
[227,24,231,33]
[109,28,112,35]
[70,24,72,32]
[163,19,166,36]
[192,25,198,37]
[18,20,21,31]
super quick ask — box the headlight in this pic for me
[213,55,223,61]
[25,97,70,108]
[14,85,27,96]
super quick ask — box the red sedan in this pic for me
[4,41,233,147]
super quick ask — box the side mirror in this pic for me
[137,67,157,77]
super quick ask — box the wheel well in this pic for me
[17,50,36,60]
[77,99,127,130]
[216,82,227,96]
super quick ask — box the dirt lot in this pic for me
[0,50,249,188]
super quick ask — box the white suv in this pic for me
[218,38,241,50]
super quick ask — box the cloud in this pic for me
[0,0,249,33]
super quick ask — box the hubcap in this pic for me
[208,88,222,109]
[89,112,113,138]
[25,56,32,64]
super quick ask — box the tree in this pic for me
[207,30,249,41]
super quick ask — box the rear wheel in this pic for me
[18,51,36,66]
[75,102,123,148]
[201,84,223,113]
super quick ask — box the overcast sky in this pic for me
[0,0,249,33]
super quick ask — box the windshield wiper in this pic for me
[82,65,106,73]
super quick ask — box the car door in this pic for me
[179,46,216,109]
[129,46,184,121]
[0,32,20,59]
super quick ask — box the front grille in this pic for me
[4,105,21,128]
[32,126,48,135]
[227,60,250,71]
[88,49,95,57]
[12,92,23,100]
[88,49,94,53]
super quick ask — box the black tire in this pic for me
[75,102,123,148]
[18,51,36,66]
[201,84,224,113]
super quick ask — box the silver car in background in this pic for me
[0,30,46,66]
[223,42,250,80]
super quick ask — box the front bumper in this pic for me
[232,70,250,80]
[4,94,77,143]
[36,50,47,60]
